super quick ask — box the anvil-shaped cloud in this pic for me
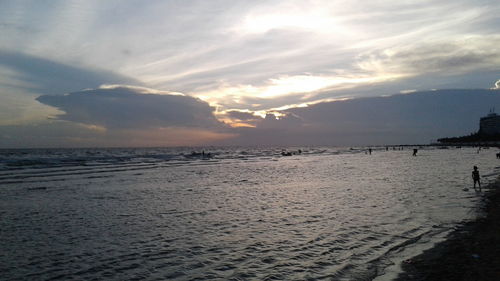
[36,86,225,130]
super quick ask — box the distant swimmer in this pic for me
[413,149,418,156]
[472,166,481,191]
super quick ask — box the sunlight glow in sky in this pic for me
[194,73,403,109]
[0,0,499,147]
[238,9,345,35]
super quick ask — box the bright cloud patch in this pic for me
[493,79,500,90]
[196,73,399,112]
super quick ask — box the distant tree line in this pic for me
[438,132,500,143]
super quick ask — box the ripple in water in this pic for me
[0,146,498,280]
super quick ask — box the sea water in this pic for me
[0,146,499,280]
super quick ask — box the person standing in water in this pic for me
[472,166,481,191]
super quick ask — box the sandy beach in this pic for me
[396,177,500,280]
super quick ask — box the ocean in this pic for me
[1,146,499,280]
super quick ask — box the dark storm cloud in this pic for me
[36,87,225,129]
[220,89,500,146]
[0,50,139,95]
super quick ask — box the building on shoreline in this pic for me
[437,109,500,145]
[479,109,500,136]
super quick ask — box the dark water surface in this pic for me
[1,147,498,280]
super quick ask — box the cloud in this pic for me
[493,79,500,90]
[36,86,225,129]
[218,89,500,146]
[0,85,235,148]
[0,50,140,95]
[0,51,142,125]
[2,1,499,119]
[4,87,500,148]
[357,36,500,77]
[225,110,259,121]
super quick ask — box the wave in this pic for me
[0,147,357,184]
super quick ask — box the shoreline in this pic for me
[394,177,500,280]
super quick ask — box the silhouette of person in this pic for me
[368,148,372,155]
[413,149,418,156]
[472,166,481,190]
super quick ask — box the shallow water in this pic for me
[0,146,499,280]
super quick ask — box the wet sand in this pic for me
[396,178,500,281]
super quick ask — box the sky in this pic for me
[0,0,499,147]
